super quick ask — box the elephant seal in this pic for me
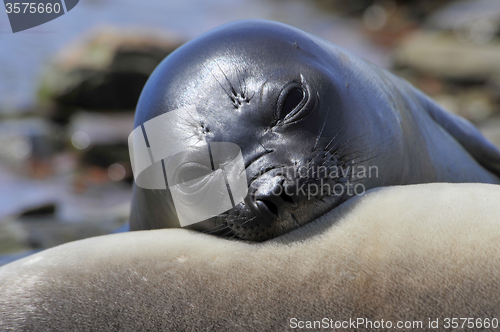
[130,20,500,241]
[2,183,500,331]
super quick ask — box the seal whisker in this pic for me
[238,216,256,227]
[215,62,238,98]
[227,216,257,239]
[258,70,280,101]
[227,215,251,222]
[233,63,247,99]
[326,132,372,159]
[242,70,251,101]
[323,133,352,154]
[205,63,237,105]
[313,111,330,152]
[333,138,379,165]
[220,228,238,238]
[347,153,383,171]
[213,73,235,104]
[251,132,273,154]
[323,126,347,151]
[203,226,231,235]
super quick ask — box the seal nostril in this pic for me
[258,199,279,216]
[280,191,294,205]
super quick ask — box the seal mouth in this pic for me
[210,191,347,242]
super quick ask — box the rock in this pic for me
[427,0,500,33]
[0,161,131,224]
[37,26,185,119]
[67,111,134,184]
[312,0,453,20]
[458,88,496,121]
[0,165,60,221]
[0,218,30,255]
[68,111,134,146]
[433,89,496,122]
[393,0,500,122]
[0,118,56,165]
[478,116,500,149]
[0,117,62,180]
[394,31,500,81]
[433,93,460,115]
[19,203,56,218]
[20,217,125,250]
[394,0,500,82]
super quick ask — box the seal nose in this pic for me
[247,176,295,219]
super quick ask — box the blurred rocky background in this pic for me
[1,0,499,265]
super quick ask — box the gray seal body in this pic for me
[130,20,500,240]
[2,184,500,331]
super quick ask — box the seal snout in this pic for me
[247,175,296,219]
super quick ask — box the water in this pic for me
[0,0,388,113]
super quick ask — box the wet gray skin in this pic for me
[130,20,500,241]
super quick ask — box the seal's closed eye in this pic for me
[277,83,309,124]
[176,162,212,185]
[282,87,304,117]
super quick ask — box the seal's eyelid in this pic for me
[272,82,309,127]
[282,87,305,118]
[280,84,310,124]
